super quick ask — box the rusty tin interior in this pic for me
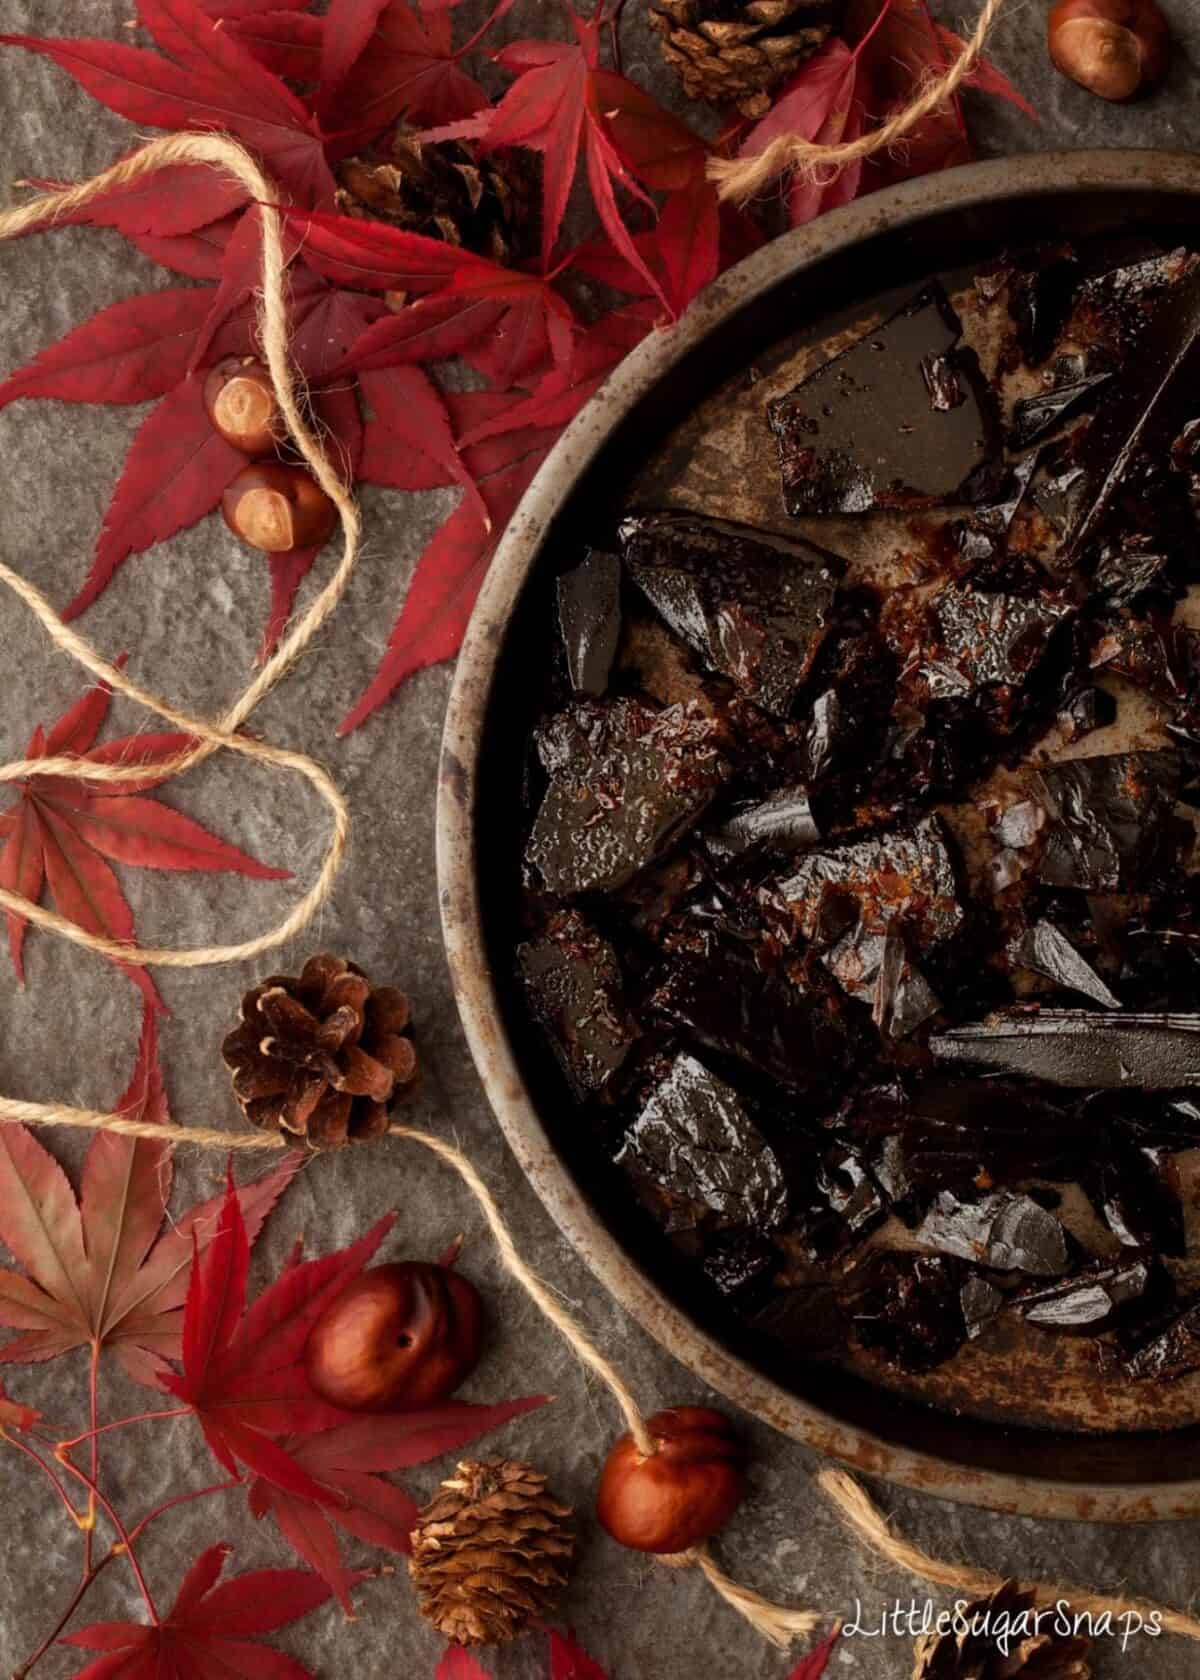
[437,151,1200,1521]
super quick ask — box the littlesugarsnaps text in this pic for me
[843,1597,1164,1654]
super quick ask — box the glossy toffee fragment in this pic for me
[704,786,819,861]
[931,1011,1200,1088]
[556,550,622,696]
[1009,365,1113,451]
[526,698,728,896]
[960,1273,1003,1339]
[766,283,999,516]
[837,1251,967,1372]
[771,814,963,957]
[915,1189,1073,1277]
[906,584,1072,726]
[1089,1142,1185,1257]
[648,932,860,1093]
[1120,1296,1200,1381]
[618,511,843,716]
[1015,918,1121,1008]
[615,1053,788,1231]
[1016,1259,1154,1331]
[1033,750,1181,891]
[702,1229,776,1299]
[517,911,639,1099]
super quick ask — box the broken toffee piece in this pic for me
[1009,366,1113,452]
[1033,750,1181,891]
[619,511,843,716]
[704,786,819,861]
[931,1011,1200,1089]
[909,584,1071,726]
[1118,1295,1200,1382]
[772,814,963,957]
[915,1189,1073,1277]
[556,550,621,696]
[766,283,999,516]
[526,697,728,896]
[1016,1259,1154,1332]
[517,911,639,1100]
[1015,919,1121,1008]
[615,1052,788,1232]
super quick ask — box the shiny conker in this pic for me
[304,1260,484,1412]
[221,462,337,553]
[1048,0,1170,101]
[204,356,282,455]
[595,1406,746,1554]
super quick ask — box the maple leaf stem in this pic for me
[127,1476,242,1546]
[56,1404,189,1452]
[53,1446,159,1626]
[80,1341,100,1581]
[1,1429,85,1528]
[11,1550,117,1680]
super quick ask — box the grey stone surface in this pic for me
[0,3,1197,1678]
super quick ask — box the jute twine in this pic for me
[2,128,1199,1656]
[709,0,1006,204]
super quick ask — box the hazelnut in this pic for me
[304,1260,484,1412]
[204,356,282,455]
[1048,0,1170,102]
[596,1406,746,1554]
[222,462,337,553]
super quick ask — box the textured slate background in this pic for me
[0,3,1197,1678]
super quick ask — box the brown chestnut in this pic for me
[221,462,337,553]
[595,1406,745,1554]
[1048,0,1170,102]
[204,356,282,455]
[304,1260,484,1412]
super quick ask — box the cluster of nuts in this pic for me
[204,358,337,554]
[304,1257,747,1553]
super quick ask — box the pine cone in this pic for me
[335,128,538,268]
[913,1582,1091,1679]
[410,1458,575,1646]
[221,954,417,1150]
[650,0,839,117]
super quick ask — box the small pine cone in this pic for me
[335,127,538,268]
[913,1582,1091,1679]
[410,1458,575,1646]
[650,0,840,118]
[222,954,417,1150]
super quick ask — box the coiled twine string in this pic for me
[708,0,1006,204]
[1,129,1198,1656]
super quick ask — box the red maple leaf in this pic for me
[429,7,666,309]
[1,3,333,208]
[787,1627,841,1679]
[318,0,492,143]
[548,1628,611,1678]
[0,665,288,1006]
[248,1394,549,1606]
[160,1170,396,1498]
[0,1008,301,1386]
[282,208,577,385]
[62,1543,341,1680]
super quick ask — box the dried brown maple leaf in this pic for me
[0,1006,301,1388]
